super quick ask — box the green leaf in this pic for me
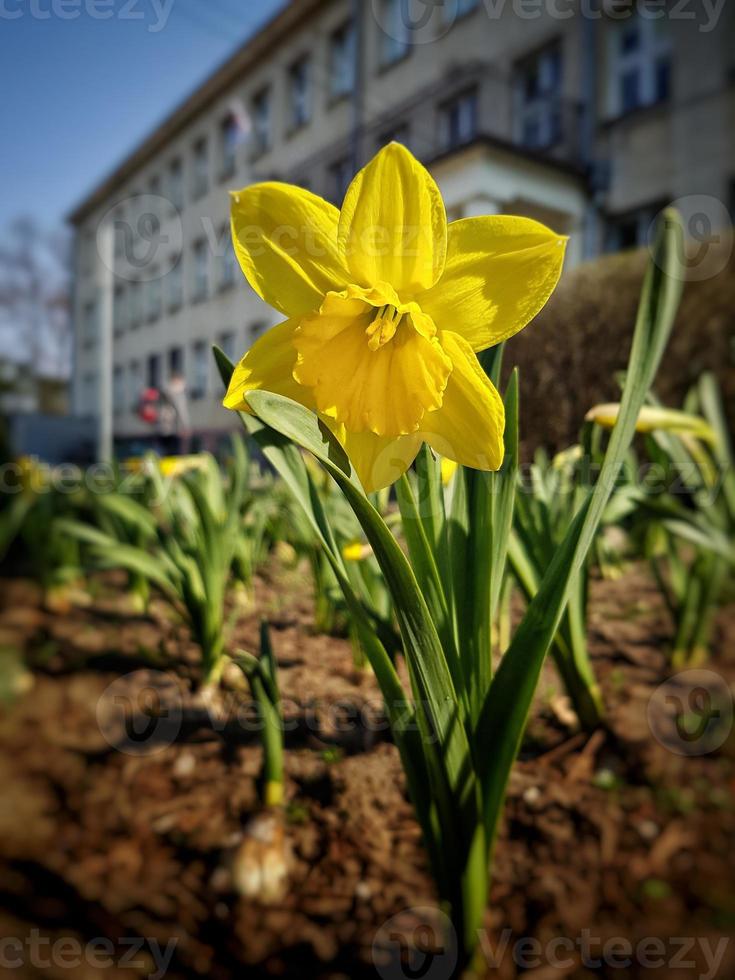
[88,541,182,599]
[93,492,158,539]
[475,208,685,847]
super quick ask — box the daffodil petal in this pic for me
[421,331,505,471]
[223,318,314,412]
[230,183,346,318]
[338,143,447,294]
[420,216,567,351]
[293,293,452,438]
[328,423,422,493]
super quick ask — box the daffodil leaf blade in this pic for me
[212,349,442,803]
[474,208,685,847]
[246,390,356,487]
[451,369,519,718]
[239,386,477,876]
[395,473,465,708]
[489,368,519,620]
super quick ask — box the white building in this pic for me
[68,0,735,454]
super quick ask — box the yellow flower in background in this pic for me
[342,540,373,562]
[158,455,209,478]
[224,143,566,490]
[586,404,716,444]
[440,457,459,486]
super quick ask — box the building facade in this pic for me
[69,0,735,454]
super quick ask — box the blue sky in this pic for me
[0,0,285,232]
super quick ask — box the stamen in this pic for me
[366,305,404,351]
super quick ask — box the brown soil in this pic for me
[1,563,734,979]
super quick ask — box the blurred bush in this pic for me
[507,233,734,455]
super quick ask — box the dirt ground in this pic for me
[0,561,733,979]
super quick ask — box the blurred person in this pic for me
[158,371,190,456]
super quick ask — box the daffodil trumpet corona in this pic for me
[224,142,567,491]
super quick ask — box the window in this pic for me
[80,229,93,275]
[81,371,97,417]
[191,240,208,302]
[168,346,184,378]
[380,0,410,66]
[514,42,563,150]
[329,21,356,98]
[377,122,410,151]
[113,285,127,335]
[113,365,125,415]
[168,158,184,211]
[289,55,311,130]
[608,14,671,117]
[219,114,239,179]
[82,299,97,347]
[113,206,125,258]
[147,353,161,389]
[218,330,237,363]
[606,203,663,252]
[149,174,161,199]
[129,280,142,327]
[248,321,268,346]
[218,225,238,291]
[191,137,208,200]
[439,88,478,152]
[252,87,272,154]
[128,360,141,411]
[166,257,183,311]
[146,273,162,322]
[190,340,208,400]
[329,156,353,203]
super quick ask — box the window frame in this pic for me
[329,20,356,101]
[190,239,209,304]
[166,255,183,313]
[168,157,184,212]
[379,0,412,69]
[219,114,239,181]
[513,40,564,152]
[606,13,672,119]
[438,87,479,153]
[190,340,209,401]
[251,86,273,156]
[288,54,312,131]
[191,136,209,201]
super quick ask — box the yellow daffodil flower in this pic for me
[342,540,372,562]
[224,143,566,490]
[157,454,209,478]
[586,404,716,443]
